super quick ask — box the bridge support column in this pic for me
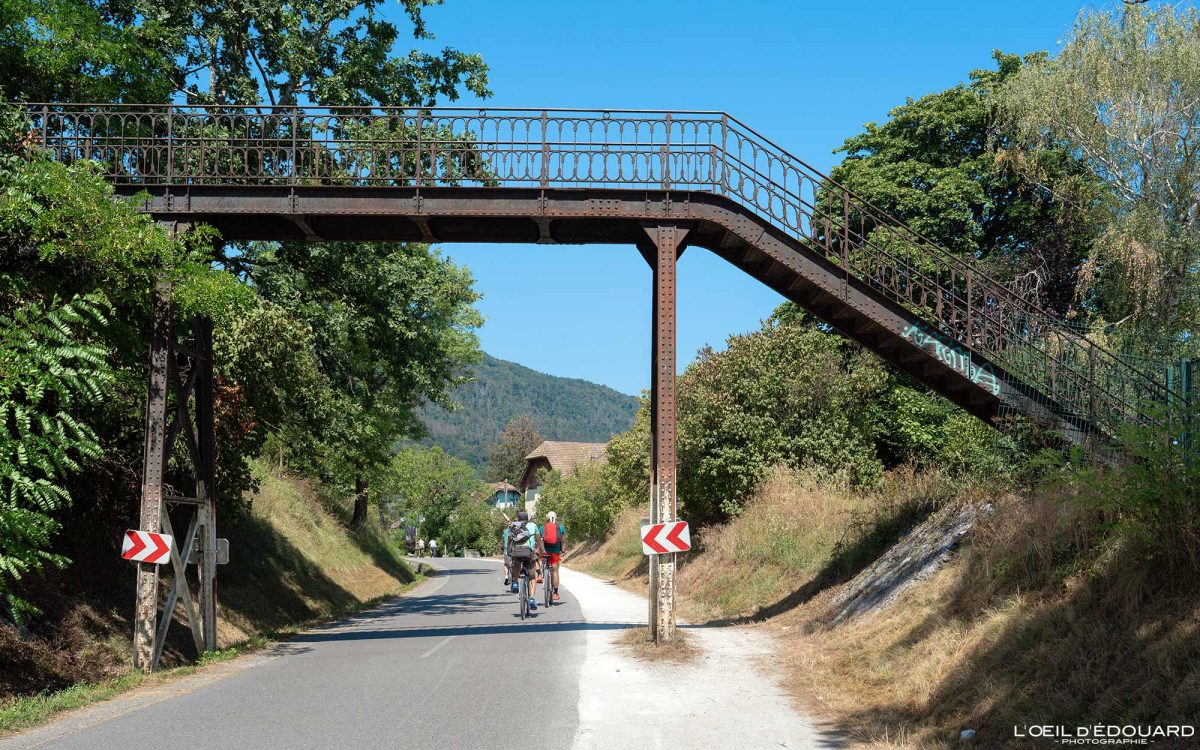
[133,280,219,672]
[643,225,688,645]
[134,282,171,672]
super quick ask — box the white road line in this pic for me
[419,635,456,659]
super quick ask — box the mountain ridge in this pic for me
[418,353,641,472]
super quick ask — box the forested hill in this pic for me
[418,354,641,471]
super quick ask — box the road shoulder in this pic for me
[562,565,846,749]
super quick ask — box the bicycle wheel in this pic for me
[544,562,552,608]
[519,574,528,620]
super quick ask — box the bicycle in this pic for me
[542,554,554,608]
[518,565,530,620]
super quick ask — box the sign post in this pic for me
[643,224,688,644]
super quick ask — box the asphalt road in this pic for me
[16,558,585,750]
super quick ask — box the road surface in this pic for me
[3,558,840,750]
[6,558,584,749]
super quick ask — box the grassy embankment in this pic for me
[0,458,424,735]
[569,467,1200,749]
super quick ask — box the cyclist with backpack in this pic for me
[540,511,566,602]
[505,510,541,611]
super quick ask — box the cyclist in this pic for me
[416,538,425,558]
[505,509,540,611]
[540,511,565,602]
[429,538,438,557]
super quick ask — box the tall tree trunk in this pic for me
[352,473,369,528]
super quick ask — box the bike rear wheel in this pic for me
[543,560,552,608]
[519,574,529,620]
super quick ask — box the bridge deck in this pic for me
[124,183,1073,436]
[32,103,1173,439]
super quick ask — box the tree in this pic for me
[245,241,482,526]
[822,51,1095,316]
[0,0,180,102]
[441,498,504,556]
[0,292,112,622]
[151,0,489,106]
[999,4,1200,354]
[535,462,618,541]
[1,0,489,107]
[486,415,542,484]
[677,317,890,522]
[382,446,483,542]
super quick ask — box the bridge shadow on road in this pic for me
[290,618,637,642]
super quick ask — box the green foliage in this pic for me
[441,498,504,556]
[0,0,179,102]
[601,303,1023,526]
[604,396,651,509]
[419,354,640,471]
[824,51,1094,316]
[535,462,618,541]
[154,0,490,106]
[0,291,112,621]
[1,0,489,107]
[998,4,1200,353]
[485,415,541,484]
[0,108,249,320]
[677,316,889,521]
[244,241,481,516]
[1041,407,1200,570]
[380,445,484,543]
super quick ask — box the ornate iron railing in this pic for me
[27,104,1176,434]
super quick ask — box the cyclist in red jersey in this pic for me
[540,511,565,601]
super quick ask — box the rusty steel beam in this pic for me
[134,281,171,672]
[193,316,218,652]
[134,286,220,671]
[645,224,688,644]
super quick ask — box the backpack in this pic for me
[508,520,531,548]
[543,522,559,546]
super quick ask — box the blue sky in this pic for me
[400,0,1100,395]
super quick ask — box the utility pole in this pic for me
[643,224,687,644]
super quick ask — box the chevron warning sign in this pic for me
[121,530,173,564]
[640,521,691,555]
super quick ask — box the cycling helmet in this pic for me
[516,509,529,521]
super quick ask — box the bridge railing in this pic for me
[27,104,1175,433]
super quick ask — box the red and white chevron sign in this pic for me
[121,530,173,564]
[640,521,691,555]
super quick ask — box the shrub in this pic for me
[0,292,112,622]
[534,462,620,541]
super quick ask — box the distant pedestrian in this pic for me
[416,538,425,558]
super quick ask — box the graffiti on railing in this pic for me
[901,324,1002,397]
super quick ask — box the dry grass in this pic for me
[616,626,698,664]
[215,459,415,645]
[772,490,1200,749]
[1,458,417,701]
[566,505,646,583]
[677,467,858,622]
[574,467,1200,747]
